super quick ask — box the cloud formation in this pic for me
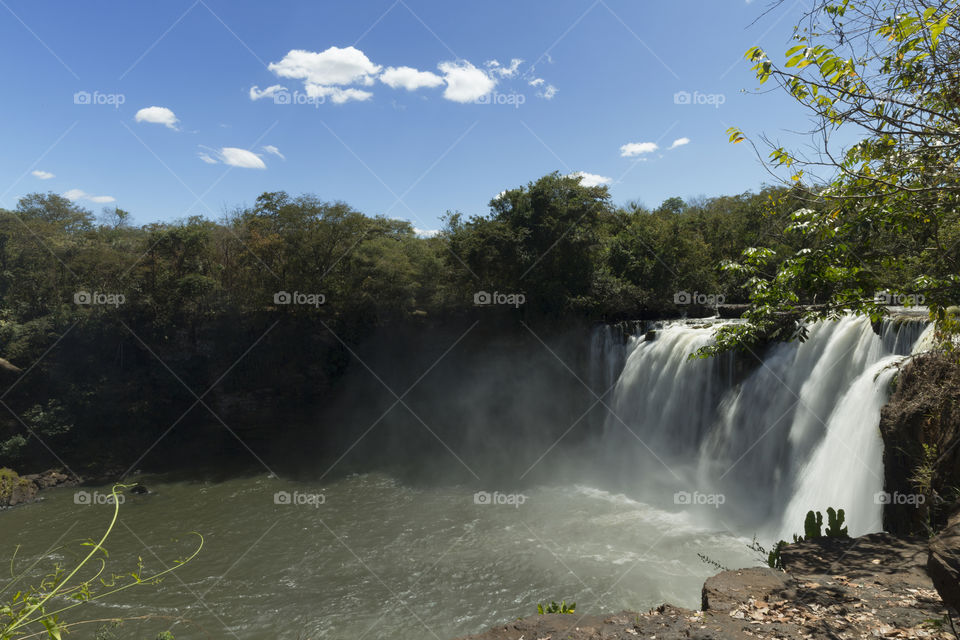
[199,147,267,169]
[380,66,444,90]
[31,170,54,180]
[249,85,285,101]
[262,145,285,160]
[267,46,380,104]
[668,137,691,150]
[256,46,550,105]
[438,60,497,103]
[135,106,179,130]
[620,141,659,157]
[568,171,612,187]
[63,189,115,204]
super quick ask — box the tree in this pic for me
[708,0,960,355]
[447,172,612,315]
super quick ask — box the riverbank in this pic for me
[454,518,960,640]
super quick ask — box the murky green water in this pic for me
[1,474,755,639]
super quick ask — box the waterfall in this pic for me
[591,313,928,534]
[779,355,904,537]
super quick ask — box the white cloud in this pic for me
[413,227,440,238]
[304,84,373,103]
[269,46,381,85]
[380,66,444,90]
[249,84,285,101]
[199,147,267,169]
[620,141,659,157]
[668,137,691,150]
[568,171,612,187]
[262,145,285,160]
[527,77,557,99]
[63,189,115,204]
[31,170,54,180]
[135,106,179,130]
[219,147,266,169]
[259,47,544,105]
[438,60,496,103]
[486,58,522,78]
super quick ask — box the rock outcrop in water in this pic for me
[453,532,958,640]
[0,468,76,508]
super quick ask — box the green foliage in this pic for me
[793,508,848,542]
[537,600,575,614]
[825,507,848,538]
[768,540,787,570]
[803,510,824,540]
[0,485,201,640]
[750,507,849,571]
[712,0,960,355]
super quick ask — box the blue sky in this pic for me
[0,0,813,230]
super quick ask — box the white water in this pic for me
[590,314,929,537]
[781,355,904,536]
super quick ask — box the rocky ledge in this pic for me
[454,521,960,640]
[0,468,77,508]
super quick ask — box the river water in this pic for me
[1,475,755,639]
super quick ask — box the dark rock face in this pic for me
[928,508,960,614]
[453,534,955,640]
[879,351,960,535]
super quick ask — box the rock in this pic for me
[879,351,960,534]
[1,468,77,508]
[452,534,955,640]
[23,469,75,490]
[8,479,38,505]
[928,508,960,613]
[701,567,794,612]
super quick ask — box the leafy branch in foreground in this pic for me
[704,0,960,356]
[0,484,203,640]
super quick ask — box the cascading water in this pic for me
[592,313,930,537]
[780,355,904,536]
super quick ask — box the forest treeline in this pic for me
[0,172,944,474]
